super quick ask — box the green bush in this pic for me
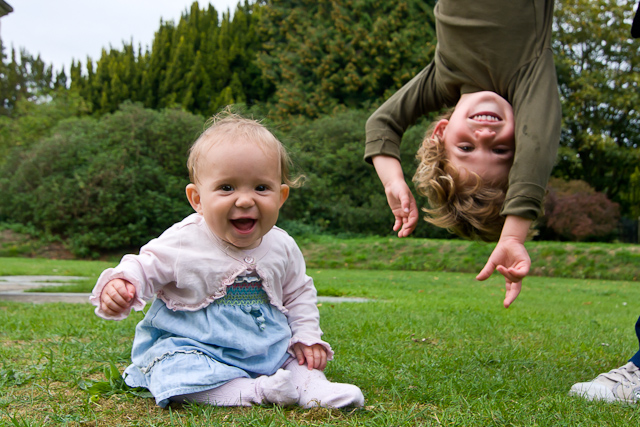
[279,109,451,239]
[0,103,203,256]
[0,104,454,257]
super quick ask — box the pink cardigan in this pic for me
[90,213,333,359]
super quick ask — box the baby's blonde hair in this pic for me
[187,111,303,188]
[413,111,506,242]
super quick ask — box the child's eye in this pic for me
[459,145,474,152]
[255,185,268,192]
[220,185,234,192]
[493,148,510,155]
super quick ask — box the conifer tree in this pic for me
[67,1,267,118]
[0,46,55,116]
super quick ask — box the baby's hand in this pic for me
[293,343,327,371]
[100,279,136,317]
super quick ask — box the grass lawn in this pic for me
[1,259,639,426]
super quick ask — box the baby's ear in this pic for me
[279,184,290,207]
[185,183,202,214]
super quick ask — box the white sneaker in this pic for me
[569,362,640,403]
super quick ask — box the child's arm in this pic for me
[292,343,328,371]
[372,155,419,237]
[365,63,441,237]
[476,215,532,308]
[100,278,136,317]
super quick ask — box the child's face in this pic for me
[433,91,515,185]
[186,138,289,250]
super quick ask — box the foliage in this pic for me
[279,109,450,238]
[0,103,203,257]
[545,191,620,241]
[0,104,452,258]
[538,178,620,242]
[257,0,437,121]
[78,361,153,402]
[0,43,67,117]
[64,0,439,122]
[0,222,66,258]
[0,90,90,167]
[69,1,269,118]
[3,1,640,247]
[553,0,640,215]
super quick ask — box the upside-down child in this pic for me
[365,0,561,307]
[90,113,364,409]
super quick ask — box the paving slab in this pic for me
[0,292,91,303]
[0,275,87,291]
[0,275,90,303]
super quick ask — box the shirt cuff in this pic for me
[501,182,547,220]
[364,138,402,164]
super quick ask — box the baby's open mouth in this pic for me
[231,218,256,232]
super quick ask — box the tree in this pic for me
[0,44,55,116]
[553,0,640,216]
[67,1,268,118]
[257,0,437,121]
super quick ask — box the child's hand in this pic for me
[476,237,530,308]
[476,216,532,308]
[293,343,327,371]
[385,180,419,238]
[100,279,136,317]
[372,155,419,237]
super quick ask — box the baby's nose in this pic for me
[235,192,255,208]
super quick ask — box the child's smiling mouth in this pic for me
[470,113,502,122]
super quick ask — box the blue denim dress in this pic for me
[123,273,292,407]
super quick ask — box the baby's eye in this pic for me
[459,145,474,152]
[493,148,510,155]
[220,185,234,192]
[255,185,268,192]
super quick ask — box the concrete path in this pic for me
[0,275,91,303]
[0,276,368,304]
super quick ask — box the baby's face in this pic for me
[433,91,515,186]
[187,138,289,249]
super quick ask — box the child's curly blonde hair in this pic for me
[412,111,507,242]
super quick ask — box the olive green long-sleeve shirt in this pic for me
[365,0,561,221]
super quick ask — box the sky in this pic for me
[1,0,242,74]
